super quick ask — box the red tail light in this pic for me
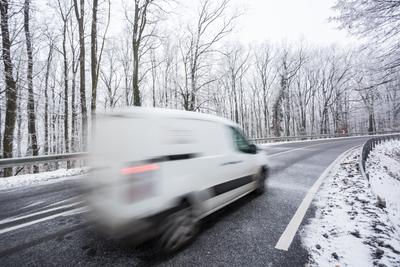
[120,163,159,175]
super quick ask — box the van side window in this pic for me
[229,127,252,153]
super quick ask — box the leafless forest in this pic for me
[0,0,399,176]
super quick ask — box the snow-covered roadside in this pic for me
[0,168,88,191]
[366,140,400,241]
[301,148,400,267]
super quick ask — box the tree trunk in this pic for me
[151,51,156,107]
[272,100,283,137]
[62,20,69,155]
[132,0,141,106]
[233,87,239,123]
[263,93,268,137]
[284,92,291,136]
[44,44,53,155]
[1,0,18,176]
[272,76,286,137]
[91,0,98,127]
[71,70,77,152]
[24,0,39,173]
[73,0,88,150]
[16,88,22,158]
[368,113,374,133]
[70,17,78,153]
[132,45,140,106]
[320,105,329,134]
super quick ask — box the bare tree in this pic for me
[384,78,400,127]
[150,48,157,107]
[23,0,39,172]
[293,63,318,135]
[57,0,72,155]
[68,16,79,152]
[124,0,161,106]
[43,30,55,156]
[221,44,249,124]
[272,45,304,137]
[333,0,400,71]
[0,0,17,176]
[351,55,392,133]
[356,80,378,133]
[317,49,351,134]
[118,30,133,106]
[160,39,174,107]
[91,0,99,118]
[91,0,111,124]
[253,43,276,136]
[180,0,237,111]
[73,0,88,150]
[100,46,122,108]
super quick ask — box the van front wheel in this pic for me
[158,205,199,253]
[254,168,267,195]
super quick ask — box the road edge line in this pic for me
[274,145,360,251]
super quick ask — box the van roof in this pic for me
[98,107,239,128]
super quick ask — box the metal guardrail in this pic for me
[248,131,398,144]
[0,152,88,169]
[359,134,400,181]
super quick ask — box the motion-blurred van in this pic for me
[85,107,269,252]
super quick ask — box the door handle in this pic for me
[221,160,243,166]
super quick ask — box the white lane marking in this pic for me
[274,145,360,251]
[0,207,88,235]
[45,196,80,208]
[0,202,82,225]
[267,142,330,157]
[17,201,44,211]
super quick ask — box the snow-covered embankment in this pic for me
[301,140,400,266]
[0,168,87,191]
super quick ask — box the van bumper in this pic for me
[87,204,180,245]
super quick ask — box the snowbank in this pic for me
[0,168,88,191]
[366,139,400,240]
[301,148,400,266]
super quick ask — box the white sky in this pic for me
[231,0,355,45]
[104,0,356,46]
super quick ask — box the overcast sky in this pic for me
[104,0,357,46]
[231,0,355,45]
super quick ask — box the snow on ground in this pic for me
[301,147,400,267]
[0,168,88,191]
[367,140,400,242]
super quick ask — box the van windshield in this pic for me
[229,127,252,153]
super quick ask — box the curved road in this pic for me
[0,136,371,266]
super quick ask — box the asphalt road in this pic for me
[0,136,371,266]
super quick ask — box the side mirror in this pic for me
[249,144,257,154]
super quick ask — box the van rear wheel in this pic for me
[158,205,199,253]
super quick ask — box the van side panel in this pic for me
[91,115,158,163]
[156,118,231,200]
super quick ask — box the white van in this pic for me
[85,107,269,252]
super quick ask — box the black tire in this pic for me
[254,168,267,195]
[158,204,199,254]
